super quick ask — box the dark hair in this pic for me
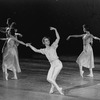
[42,37,50,45]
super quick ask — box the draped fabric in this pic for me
[76,34,94,68]
[2,38,21,73]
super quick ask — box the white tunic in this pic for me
[40,41,59,62]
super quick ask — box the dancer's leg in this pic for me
[47,66,55,93]
[4,64,8,80]
[79,65,84,78]
[15,52,21,73]
[47,60,64,95]
[51,65,63,95]
[49,84,55,94]
[2,65,5,73]
[49,67,56,94]
[47,66,62,94]
[87,68,93,77]
[12,67,17,79]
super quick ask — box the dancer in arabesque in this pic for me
[26,27,64,95]
[67,25,100,77]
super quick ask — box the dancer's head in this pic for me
[83,24,90,34]
[83,24,86,33]
[42,37,50,46]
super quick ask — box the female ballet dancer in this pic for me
[1,31,26,80]
[67,25,100,77]
[26,27,64,95]
[0,19,26,80]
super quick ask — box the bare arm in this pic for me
[15,29,23,37]
[50,27,60,45]
[0,27,7,34]
[15,32,23,37]
[6,18,11,26]
[91,34,100,41]
[67,34,84,40]
[11,37,26,46]
[26,43,44,54]
[17,40,26,46]
[0,38,8,41]
[15,39,26,46]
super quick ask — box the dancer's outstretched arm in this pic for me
[2,41,7,53]
[15,39,26,46]
[67,34,84,40]
[0,38,8,40]
[11,37,26,46]
[50,27,60,46]
[15,32,23,37]
[16,40,26,46]
[0,38,9,53]
[91,35,100,41]
[26,43,44,54]
[6,18,11,26]
[7,22,15,34]
[0,27,7,34]
[15,29,23,37]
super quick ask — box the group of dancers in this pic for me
[0,18,100,95]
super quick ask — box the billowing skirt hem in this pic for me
[2,48,21,73]
[76,45,94,68]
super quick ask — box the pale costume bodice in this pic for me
[39,41,59,62]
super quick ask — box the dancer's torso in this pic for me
[42,46,58,62]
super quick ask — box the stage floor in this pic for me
[0,57,100,100]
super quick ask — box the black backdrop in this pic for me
[0,0,100,59]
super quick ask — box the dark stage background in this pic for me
[0,0,100,59]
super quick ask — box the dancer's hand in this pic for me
[15,33,23,37]
[50,27,56,31]
[66,36,70,40]
[26,43,31,47]
[97,38,100,41]
[98,37,100,41]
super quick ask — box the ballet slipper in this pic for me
[5,76,8,80]
[11,77,18,80]
[80,70,84,78]
[5,73,8,80]
[87,74,93,77]
[49,87,54,94]
[49,89,54,94]
[58,87,64,95]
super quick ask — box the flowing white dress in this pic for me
[2,38,21,73]
[76,34,94,69]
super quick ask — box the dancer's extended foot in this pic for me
[87,74,93,77]
[80,70,84,78]
[11,77,17,80]
[5,76,8,80]
[5,73,8,80]
[58,87,64,95]
[49,89,54,94]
